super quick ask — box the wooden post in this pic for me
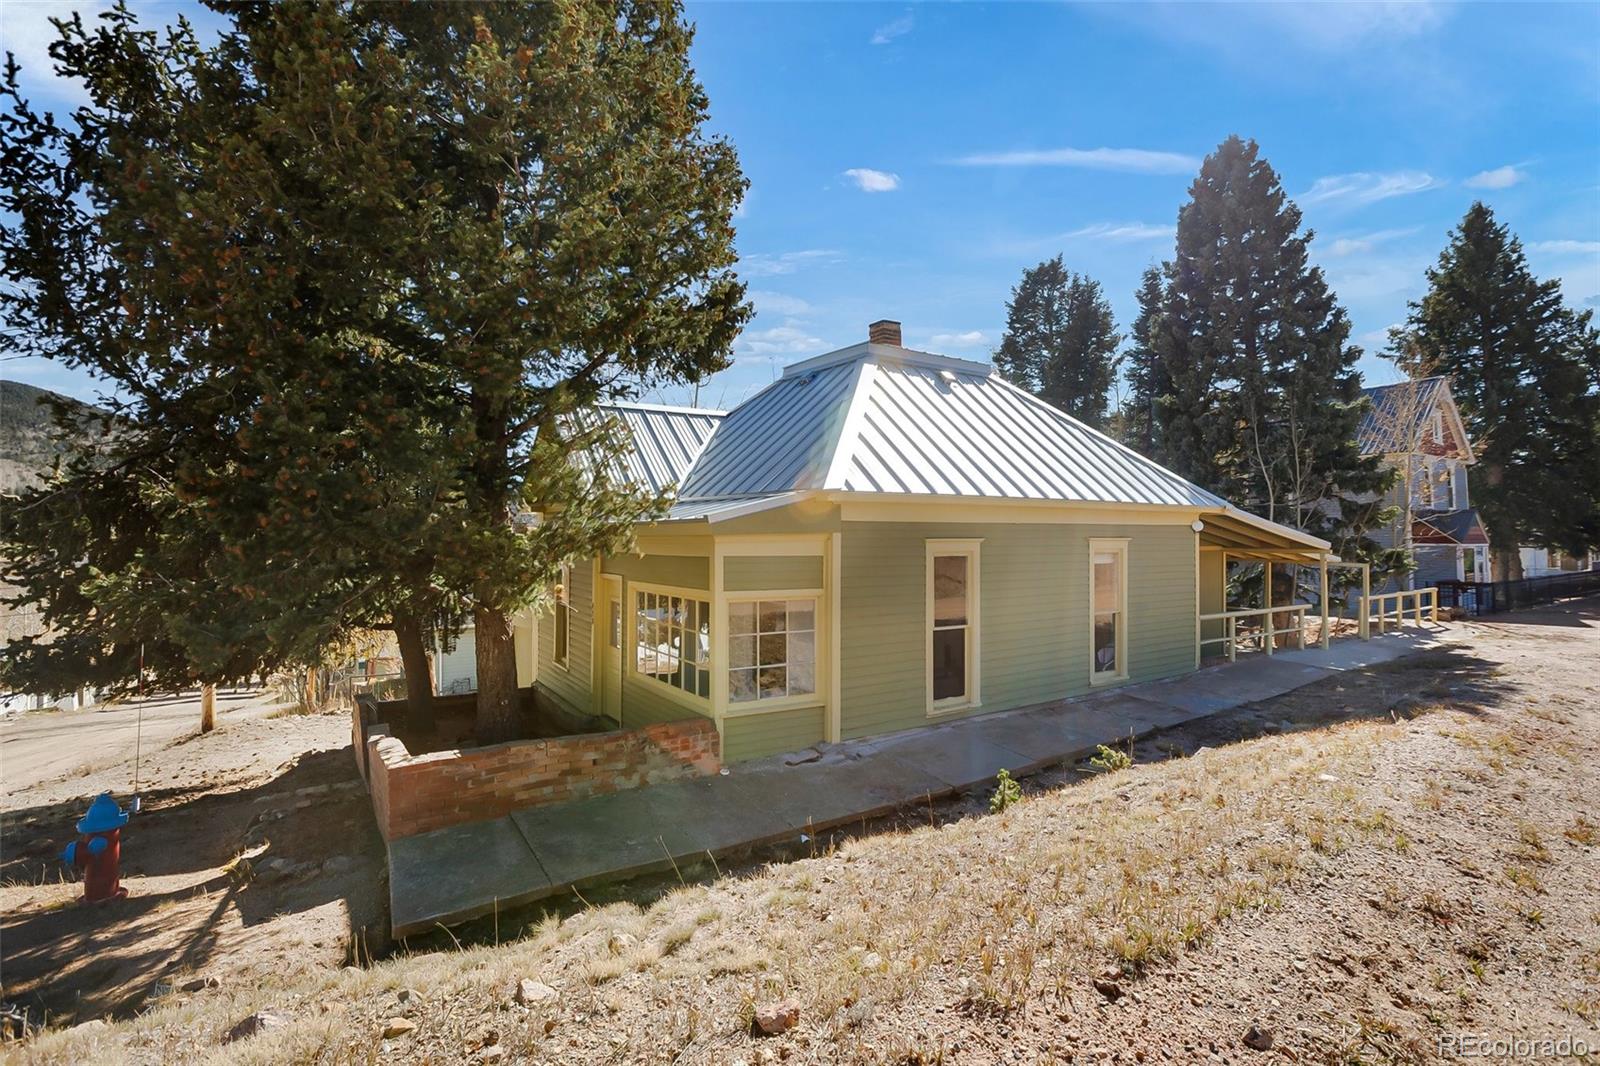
[1263,561,1275,655]
[1431,588,1439,624]
[200,682,216,733]
[1414,591,1423,627]
[1227,615,1237,662]
[1360,565,1371,639]
[1319,554,1331,650]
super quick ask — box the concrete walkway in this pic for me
[389,627,1452,937]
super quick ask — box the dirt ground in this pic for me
[0,705,387,1028]
[5,597,1599,1064]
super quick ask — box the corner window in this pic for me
[727,599,815,704]
[553,564,572,668]
[634,588,710,700]
[927,540,980,712]
[1090,540,1128,684]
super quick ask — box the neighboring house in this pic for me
[511,321,1334,764]
[1519,547,1598,577]
[1357,376,1490,588]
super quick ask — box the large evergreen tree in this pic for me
[1154,136,1398,580]
[993,256,1121,427]
[1395,202,1600,579]
[1116,265,1170,455]
[1,1,749,742]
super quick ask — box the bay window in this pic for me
[728,598,816,704]
[634,587,711,700]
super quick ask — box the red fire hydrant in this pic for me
[61,793,131,902]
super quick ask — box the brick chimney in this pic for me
[868,319,902,346]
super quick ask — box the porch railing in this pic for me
[1198,604,1311,662]
[1363,587,1439,634]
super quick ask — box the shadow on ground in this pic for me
[0,746,387,1023]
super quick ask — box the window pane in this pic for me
[932,627,966,701]
[670,596,683,627]
[696,670,710,699]
[1093,555,1119,612]
[730,635,756,669]
[788,600,815,632]
[729,601,756,635]
[695,605,711,664]
[729,668,757,703]
[758,666,787,699]
[788,658,815,697]
[1094,611,1118,674]
[789,630,814,667]
[684,599,697,642]
[608,600,621,649]
[934,556,968,626]
[758,633,786,667]
[682,662,697,694]
[758,601,786,633]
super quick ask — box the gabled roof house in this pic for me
[518,321,1333,763]
[1357,376,1490,585]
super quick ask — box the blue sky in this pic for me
[5,1,1598,410]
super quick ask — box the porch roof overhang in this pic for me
[1197,506,1335,564]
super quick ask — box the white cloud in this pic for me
[1323,226,1421,257]
[1064,222,1175,243]
[739,249,842,278]
[736,322,825,358]
[1528,240,1600,256]
[748,290,812,317]
[843,168,901,193]
[870,13,914,45]
[1464,165,1527,190]
[953,146,1199,174]
[927,330,988,349]
[1298,171,1440,207]
[3,1,112,105]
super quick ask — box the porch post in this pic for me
[1359,563,1371,640]
[1263,560,1275,655]
[1319,553,1331,650]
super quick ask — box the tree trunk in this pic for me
[393,613,435,731]
[1492,547,1523,582]
[200,682,215,733]
[474,603,520,745]
[304,666,318,711]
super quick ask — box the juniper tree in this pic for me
[1396,203,1600,579]
[993,256,1121,428]
[1,1,749,742]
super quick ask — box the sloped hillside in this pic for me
[0,379,105,493]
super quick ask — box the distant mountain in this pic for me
[0,380,106,493]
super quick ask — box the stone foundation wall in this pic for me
[361,716,721,840]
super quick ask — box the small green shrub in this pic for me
[989,768,1022,813]
[1090,743,1132,774]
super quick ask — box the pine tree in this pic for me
[994,256,1121,427]
[1154,136,1397,585]
[1117,265,1171,456]
[1397,202,1600,579]
[1,2,749,742]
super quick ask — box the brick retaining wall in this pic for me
[362,716,721,840]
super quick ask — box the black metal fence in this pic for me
[1436,569,1600,616]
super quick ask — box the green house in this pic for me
[514,321,1332,763]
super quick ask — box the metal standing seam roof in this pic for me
[1357,377,1453,455]
[671,343,1229,509]
[590,402,724,495]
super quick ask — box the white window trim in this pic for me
[1088,538,1130,687]
[629,580,712,711]
[721,587,825,716]
[926,539,982,717]
[552,562,573,671]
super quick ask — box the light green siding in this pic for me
[537,560,594,716]
[722,704,826,762]
[602,552,710,591]
[724,554,824,592]
[838,520,1197,740]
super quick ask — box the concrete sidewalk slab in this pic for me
[389,816,550,935]
[388,629,1459,936]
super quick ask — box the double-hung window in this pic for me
[553,563,572,668]
[634,588,711,700]
[728,599,816,704]
[927,540,980,713]
[1090,539,1128,684]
